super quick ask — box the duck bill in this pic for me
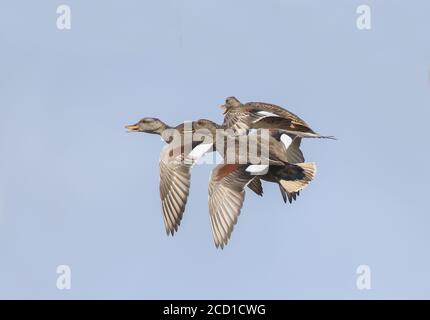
[125,123,140,132]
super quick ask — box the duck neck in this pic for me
[153,121,171,135]
[157,122,177,143]
[146,121,172,144]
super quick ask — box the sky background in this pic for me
[1,0,430,299]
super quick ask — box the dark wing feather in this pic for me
[247,177,263,196]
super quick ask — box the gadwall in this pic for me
[192,119,317,248]
[126,118,203,236]
[125,117,263,237]
[220,96,335,139]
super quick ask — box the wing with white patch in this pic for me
[247,102,313,129]
[255,110,281,118]
[223,102,319,137]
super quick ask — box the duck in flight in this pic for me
[125,117,263,237]
[125,98,332,248]
[126,118,201,236]
[192,119,317,248]
[220,96,335,139]
[219,96,334,203]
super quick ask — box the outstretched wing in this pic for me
[223,109,261,131]
[159,146,192,235]
[208,164,254,249]
[159,142,208,236]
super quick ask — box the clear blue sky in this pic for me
[1,0,430,299]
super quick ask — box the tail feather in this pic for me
[281,130,336,140]
[279,162,317,193]
[278,184,300,204]
[300,133,336,140]
[287,191,298,203]
[278,184,287,203]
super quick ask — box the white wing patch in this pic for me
[256,110,280,117]
[280,134,293,149]
[188,143,213,160]
[245,164,269,175]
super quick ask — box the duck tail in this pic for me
[285,130,336,140]
[278,162,317,194]
[278,184,300,204]
[316,135,336,140]
[308,133,336,140]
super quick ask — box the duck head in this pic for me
[219,96,242,114]
[193,119,221,137]
[125,117,169,135]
